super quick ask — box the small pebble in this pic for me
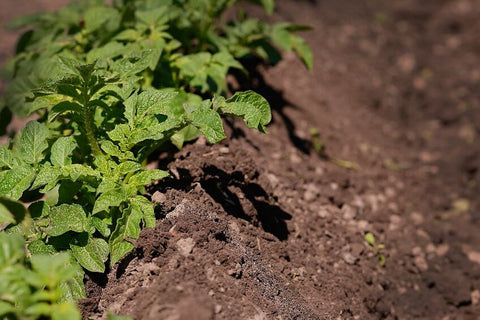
[342,252,357,265]
[176,238,195,256]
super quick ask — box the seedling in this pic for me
[309,128,325,154]
[365,232,386,266]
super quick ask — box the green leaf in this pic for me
[112,50,161,78]
[107,312,133,320]
[30,253,79,288]
[250,0,275,14]
[84,7,120,33]
[93,186,134,214]
[25,94,67,115]
[271,24,313,70]
[185,101,226,143]
[86,42,127,63]
[0,233,24,269]
[51,136,77,167]
[60,265,86,302]
[124,88,178,126]
[16,121,49,165]
[170,125,201,149]
[31,164,61,191]
[49,101,83,122]
[0,146,13,169]
[216,91,272,132]
[0,301,16,316]
[292,36,313,70]
[61,164,101,182]
[109,204,143,265]
[0,197,28,226]
[0,165,36,200]
[116,161,142,176]
[101,140,124,159]
[47,204,88,236]
[90,216,111,238]
[51,302,82,320]
[0,203,15,225]
[131,196,155,228]
[128,169,169,187]
[365,232,376,247]
[27,240,57,255]
[70,235,109,273]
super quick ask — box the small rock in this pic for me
[416,229,430,239]
[466,250,480,265]
[315,167,324,176]
[412,247,423,256]
[390,214,401,225]
[318,208,330,218]
[266,173,280,188]
[167,200,188,219]
[388,202,399,212]
[425,244,436,254]
[471,290,480,305]
[385,187,396,198]
[397,53,416,73]
[342,205,357,220]
[419,151,437,163]
[195,136,207,145]
[352,196,365,210]
[304,183,320,202]
[413,256,428,272]
[290,153,302,164]
[436,244,449,256]
[365,194,379,212]
[215,305,223,314]
[356,220,370,231]
[411,212,425,225]
[389,214,402,230]
[170,168,180,180]
[176,238,195,256]
[350,243,365,257]
[152,191,166,204]
[342,252,357,265]
[227,263,242,278]
[218,147,230,154]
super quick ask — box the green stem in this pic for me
[81,81,102,155]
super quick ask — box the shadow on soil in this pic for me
[153,164,292,241]
[233,58,313,154]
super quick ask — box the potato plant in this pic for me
[0,0,312,318]
[3,0,312,116]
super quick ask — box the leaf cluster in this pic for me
[3,0,312,116]
[0,0,312,317]
[0,54,271,281]
[0,230,81,320]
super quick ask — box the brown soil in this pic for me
[2,0,480,319]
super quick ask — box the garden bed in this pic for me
[1,0,480,319]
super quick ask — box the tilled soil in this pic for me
[2,0,480,319]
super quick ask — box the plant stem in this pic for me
[81,81,102,155]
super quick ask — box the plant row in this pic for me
[0,0,312,318]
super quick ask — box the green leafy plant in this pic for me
[365,232,386,266]
[0,0,312,317]
[0,54,271,274]
[3,0,312,117]
[0,232,81,320]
